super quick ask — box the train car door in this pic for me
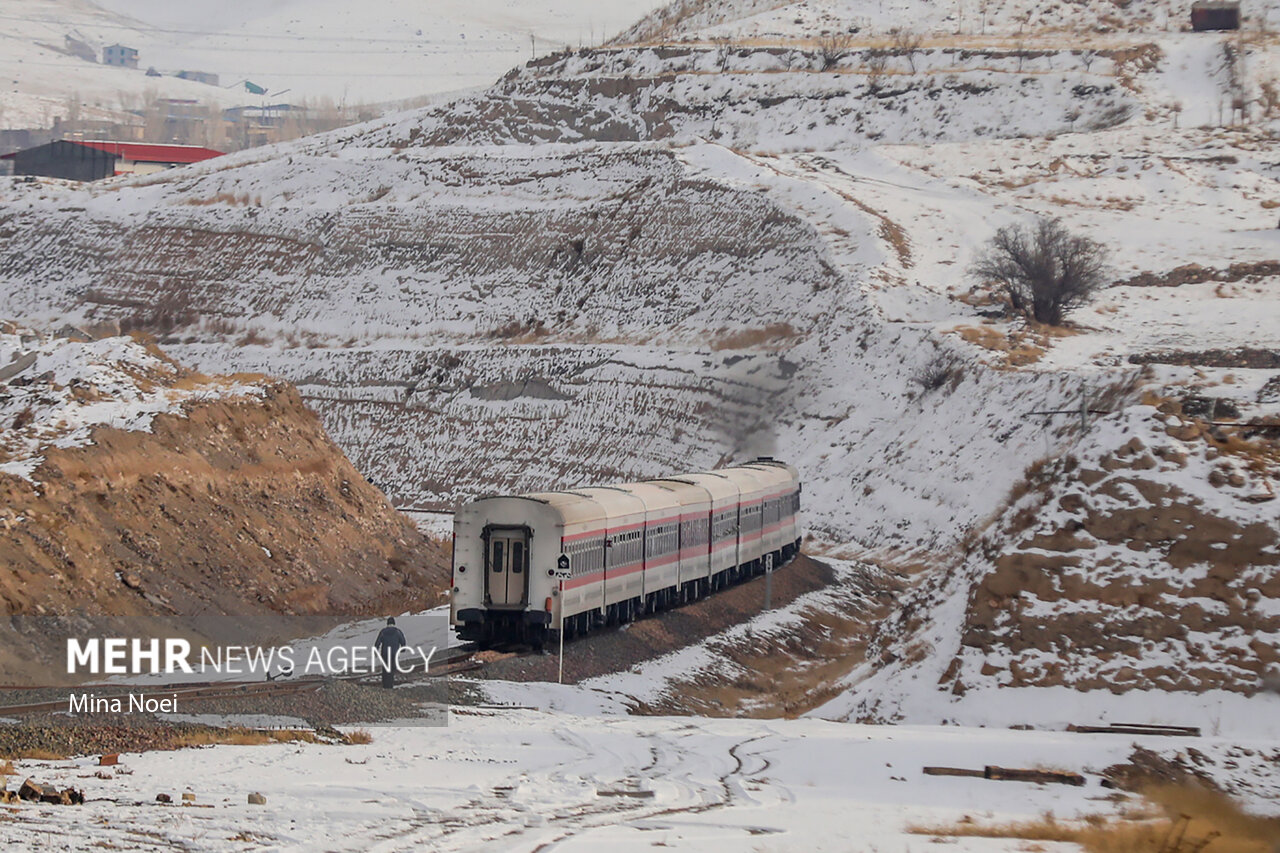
[486,528,529,607]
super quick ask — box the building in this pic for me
[0,140,223,181]
[176,70,220,86]
[1191,1,1241,30]
[103,44,139,68]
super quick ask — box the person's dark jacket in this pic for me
[374,625,406,669]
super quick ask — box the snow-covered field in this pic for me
[5,710,1273,852]
[0,0,671,129]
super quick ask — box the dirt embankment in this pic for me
[0,383,449,684]
[954,398,1280,695]
[479,554,897,718]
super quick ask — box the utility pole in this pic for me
[554,553,571,684]
[557,580,565,684]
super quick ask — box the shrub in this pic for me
[817,33,854,71]
[913,354,960,393]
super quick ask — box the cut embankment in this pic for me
[0,367,448,684]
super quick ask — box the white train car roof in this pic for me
[613,481,683,518]
[571,486,647,523]
[711,465,769,500]
[645,477,713,511]
[521,491,607,529]
[666,471,739,505]
[746,458,800,485]
[741,461,797,495]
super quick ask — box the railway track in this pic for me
[0,645,484,719]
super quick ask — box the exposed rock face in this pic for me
[0,382,447,683]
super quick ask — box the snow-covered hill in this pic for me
[617,0,1277,43]
[1,0,1278,727]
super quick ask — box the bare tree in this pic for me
[866,49,890,90]
[713,35,734,72]
[968,218,1110,326]
[890,27,923,72]
[817,32,854,71]
[1260,79,1280,119]
[64,93,83,130]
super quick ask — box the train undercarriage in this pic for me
[455,538,802,650]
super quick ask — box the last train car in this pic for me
[450,458,801,647]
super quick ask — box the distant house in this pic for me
[103,44,139,68]
[176,70,220,86]
[1191,0,1241,30]
[0,140,223,181]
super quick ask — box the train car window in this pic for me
[511,541,524,574]
[492,541,504,572]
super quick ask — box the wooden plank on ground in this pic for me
[923,766,985,778]
[1069,723,1201,737]
[984,766,1086,786]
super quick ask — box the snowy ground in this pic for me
[5,710,1267,852]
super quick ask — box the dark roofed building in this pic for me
[1191,1,1241,31]
[1,140,223,181]
[176,70,220,86]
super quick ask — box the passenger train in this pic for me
[450,458,802,647]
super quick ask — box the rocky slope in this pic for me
[0,328,447,683]
[617,0,1239,43]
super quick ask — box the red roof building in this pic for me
[1,140,224,181]
[74,141,224,165]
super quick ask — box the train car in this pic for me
[646,477,713,600]
[451,490,604,646]
[663,471,740,587]
[614,482,684,609]
[716,466,770,576]
[450,458,802,647]
[745,459,802,567]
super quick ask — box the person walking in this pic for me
[374,617,406,689]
